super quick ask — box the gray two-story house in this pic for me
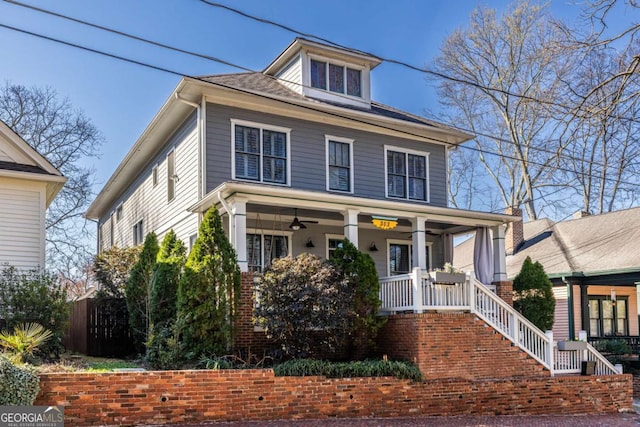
[86,38,515,302]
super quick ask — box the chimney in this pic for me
[573,210,590,219]
[504,207,523,255]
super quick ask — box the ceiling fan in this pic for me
[289,208,319,230]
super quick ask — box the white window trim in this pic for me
[152,164,159,187]
[133,219,144,246]
[385,239,434,276]
[231,119,292,187]
[325,233,345,259]
[109,213,115,248]
[308,53,366,100]
[384,145,430,203]
[246,229,293,270]
[167,149,176,203]
[325,135,354,194]
[115,203,123,222]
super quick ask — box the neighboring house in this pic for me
[86,37,515,288]
[0,120,66,269]
[454,207,640,345]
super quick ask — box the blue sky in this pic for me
[0,0,632,188]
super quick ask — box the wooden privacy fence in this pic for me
[64,298,134,357]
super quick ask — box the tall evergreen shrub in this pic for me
[513,256,555,331]
[177,207,240,359]
[125,232,159,353]
[330,239,386,360]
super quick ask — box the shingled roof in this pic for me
[199,72,439,127]
[453,207,640,278]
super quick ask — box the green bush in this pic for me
[330,239,386,360]
[92,246,141,299]
[0,267,69,358]
[0,323,52,364]
[273,358,422,382]
[126,233,159,354]
[594,339,632,355]
[513,256,555,331]
[255,253,349,359]
[177,207,240,359]
[145,322,184,370]
[0,356,40,405]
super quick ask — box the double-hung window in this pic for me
[247,233,290,273]
[233,120,290,185]
[326,136,353,192]
[385,146,429,202]
[387,240,433,276]
[311,58,362,98]
[132,219,144,246]
[589,296,628,337]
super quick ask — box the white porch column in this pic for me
[231,199,248,272]
[492,224,507,282]
[411,216,428,271]
[343,209,359,248]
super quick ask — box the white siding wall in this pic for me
[275,54,303,94]
[99,116,200,252]
[0,177,46,269]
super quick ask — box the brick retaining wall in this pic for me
[36,370,632,426]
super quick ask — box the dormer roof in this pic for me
[263,37,382,76]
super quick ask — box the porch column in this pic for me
[343,209,359,248]
[411,216,428,271]
[231,199,248,272]
[491,224,507,282]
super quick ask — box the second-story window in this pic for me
[311,59,362,98]
[232,120,290,185]
[326,136,353,193]
[167,150,176,202]
[385,147,429,202]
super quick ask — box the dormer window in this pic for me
[310,59,362,98]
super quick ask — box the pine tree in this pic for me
[513,256,555,331]
[330,239,386,360]
[150,230,186,327]
[176,207,240,358]
[125,232,159,353]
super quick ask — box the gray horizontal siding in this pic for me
[205,103,448,207]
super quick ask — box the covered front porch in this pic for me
[190,181,515,287]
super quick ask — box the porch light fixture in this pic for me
[369,242,378,252]
[306,238,315,248]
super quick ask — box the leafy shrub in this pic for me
[0,323,52,364]
[92,246,141,299]
[330,239,386,360]
[513,256,555,331]
[177,207,240,359]
[146,230,186,368]
[255,253,350,359]
[273,358,422,382]
[126,233,159,354]
[0,267,69,358]
[594,339,632,355]
[0,355,40,405]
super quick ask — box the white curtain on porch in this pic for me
[473,227,494,286]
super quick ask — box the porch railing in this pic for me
[378,268,621,376]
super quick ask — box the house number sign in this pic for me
[371,215,398,230]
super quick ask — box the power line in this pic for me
[0,18,638,190]
[4,0,633,175]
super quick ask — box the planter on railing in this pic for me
[557,340,588,351]
[428,271,466,284]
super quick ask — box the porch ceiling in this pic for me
[189,181,517,233]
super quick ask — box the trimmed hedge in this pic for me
[273,358,423,382]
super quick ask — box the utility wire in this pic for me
[0,20,638,191]
[3,0,633,174]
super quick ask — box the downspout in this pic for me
[562,276,575,340]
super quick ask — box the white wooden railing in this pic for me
[378,268,620,376]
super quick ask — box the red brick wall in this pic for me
[35,370,632,426]
[233,273,270,355]
[377,312,547,380]
[494,280,514,306]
